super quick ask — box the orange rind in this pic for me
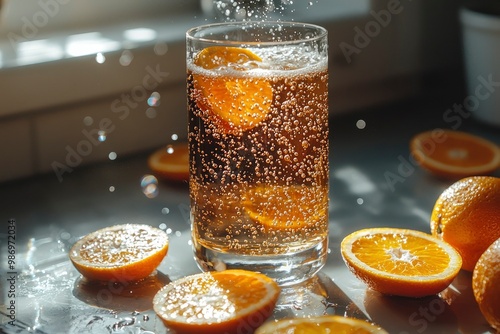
[153,269,280,334]
[69,224,169,282]
[341,228,462,298]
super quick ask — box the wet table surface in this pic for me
[1,95,500,334]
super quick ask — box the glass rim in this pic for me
[186,20,328,46]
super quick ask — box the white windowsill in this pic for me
[0,2,371,118]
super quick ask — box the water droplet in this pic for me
[83,116,94,126]
[60,231,71,240]
[356,119,366,129]
[292,300,303,310]
[141,174,158,198]
[109,186,115,192]
[112,317,135,330]
[154,42,168,56]
[143,315,150,321]
[108,152,117,160]
[98,130,107,142]
[175,231,182,237]
[119,50,134,66]
[146,107,157,119]
[171,133,179,141]
[162,207,170,215]
[357,198,364,205]
[147,92,160,107]
[159,223,167,230]
[95,52,106,64]
[166,145,174,154]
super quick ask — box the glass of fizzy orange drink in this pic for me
[187,21,329,286]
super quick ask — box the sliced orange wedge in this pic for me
[148,143,189,182]
[193,46,273,134]
[255,315,388,334]
[153,269,280,334]
[69,224,169,282]
[242,185,328,230]
[410,130,500,179]
[341,228,462,298]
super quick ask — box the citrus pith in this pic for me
[153,269,280,334]
[69,224,169,282]
[341,228,462,298]
[255,315,388,334]
[192,46,273,134]
[410,129,500,179]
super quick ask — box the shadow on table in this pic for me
[272,272,368,321]
[364,289,458,334]
[72,270,171,312]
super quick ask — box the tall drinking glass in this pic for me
[187,21,329,286]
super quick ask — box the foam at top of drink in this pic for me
[188,45,327,78]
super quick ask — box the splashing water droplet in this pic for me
[119,50,134,66]
[108,152,117,160]
[356,119,366,129]
[166,145,174,154]
[147,92,161,107]
[98,130,107,142]
[112,317,135,331]
[162,207,170,214]
[109,186,115,192]
[95,52,106,64]
[159,223,167,230]
[146,107,157,119]
[83,116,94,126]
[154,42,168,56]
[141,174,159,198]
[357,198,364,205]
[171,133,179,141]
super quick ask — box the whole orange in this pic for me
[430,176,500,271]
[472,238,500,331]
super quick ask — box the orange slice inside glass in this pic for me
[193,46,273,134]
[242,185,327,230]
[410,130,500,179]
[69,224,169,282]
[255,315,388,334]
[341,228,462,298]
[153,269,280,334]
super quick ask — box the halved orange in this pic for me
[152,269,280,334]
[341,228,462,298]
[148,143,189,182]
[69,224,169,282]
[242,185,328,230]
[410,129,500,179]
[193,46,273,134]
[255,315,388,334]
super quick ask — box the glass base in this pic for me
[193,237,328,286]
